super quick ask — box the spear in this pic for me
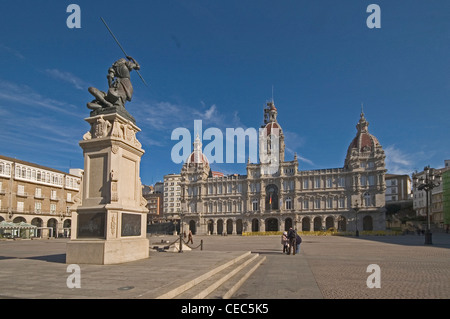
[100,17,149,87]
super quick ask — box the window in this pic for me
[360,162,366,168]
[368,161,374,168]
[17,185,25,196]
[51,190,57,200]
[237,183,242,193]
[315,199,321,209]
[209,202,213,213]
[50,203,56,214]
[35,188,42,198]
[364,192,372,206]
[252,199,258,211]
[303,200,309,210]
[315,178,321,189]
[327,198,333,209]
[67,193,72,202]
[285,197,292,210]
[338,177,345,187]
[228,184,232,194]
[218,184,222,194]
[303,179,309,189]
[237,201,242,212]
[228,202,232,212]
[339,198,345,208]
[17,201,24,212]
[360,176,367,186]
[218,202,222,212]
[35,202,42,213]
[326,178,332,188]
[0,182,2,192]
[368,175,375,186]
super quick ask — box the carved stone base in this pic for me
[89,104,136,124]
[67,111,149,265]
[66,238,149,265]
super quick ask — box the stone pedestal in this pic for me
[66,113,149,265]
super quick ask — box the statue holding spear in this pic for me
[87,18,148,116]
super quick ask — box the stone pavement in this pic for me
[0,233,449,299]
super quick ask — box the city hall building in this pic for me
[178,101,387,235]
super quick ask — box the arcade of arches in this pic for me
[185,213,374,235]
[0,215,71,237]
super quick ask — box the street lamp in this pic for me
[413,166,442,245]
[354,199,360,237]
[178,212,185,253]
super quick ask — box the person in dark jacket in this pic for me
[295,233,302,254]
[287,227,296,255]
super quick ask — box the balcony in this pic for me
[16,192,28,198]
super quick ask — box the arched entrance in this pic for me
[189,220,196,235]
[338,216,347,231]
[251,219,259,232]
[363,215,373,231]
[284,218,293,231]
[325,216,334,230]
[226,219,233,235]
[63,219,71,238]
[302,217,310,231]
[266,218,278,232]
[265,184,279,210]
[236,219,243,235]
[13,216,26,223]
[217,219,224,235]
[31,218,43,237]
[208,219,214,235]
[313,217,322,231]
[47,218,58,238]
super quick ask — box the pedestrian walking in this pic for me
[295,232,302,254]
[287,227,296,255]
[187,230,193,244]
[281,231,288,254]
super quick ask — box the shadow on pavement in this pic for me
[349,233,450,248]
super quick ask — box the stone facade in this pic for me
[179,102,387,235]
[0,155,81,237]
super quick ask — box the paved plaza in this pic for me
[0,233,449,299]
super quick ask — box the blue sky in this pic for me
[0,0,449,185]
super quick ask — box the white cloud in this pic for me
[0,80,80,116]
[44,69,89,90]
[0,44,25,60]
[384,145,415,175]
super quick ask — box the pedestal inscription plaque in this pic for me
[77,212,106,238]
[121,213,141,237]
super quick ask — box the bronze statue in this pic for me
[87,56,140,110]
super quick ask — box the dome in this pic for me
[186,152,209,166]
[265,122,281,136]
[185,133,209,166]
[347,112,380,153]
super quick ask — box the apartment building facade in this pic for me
[0,155,81,237]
